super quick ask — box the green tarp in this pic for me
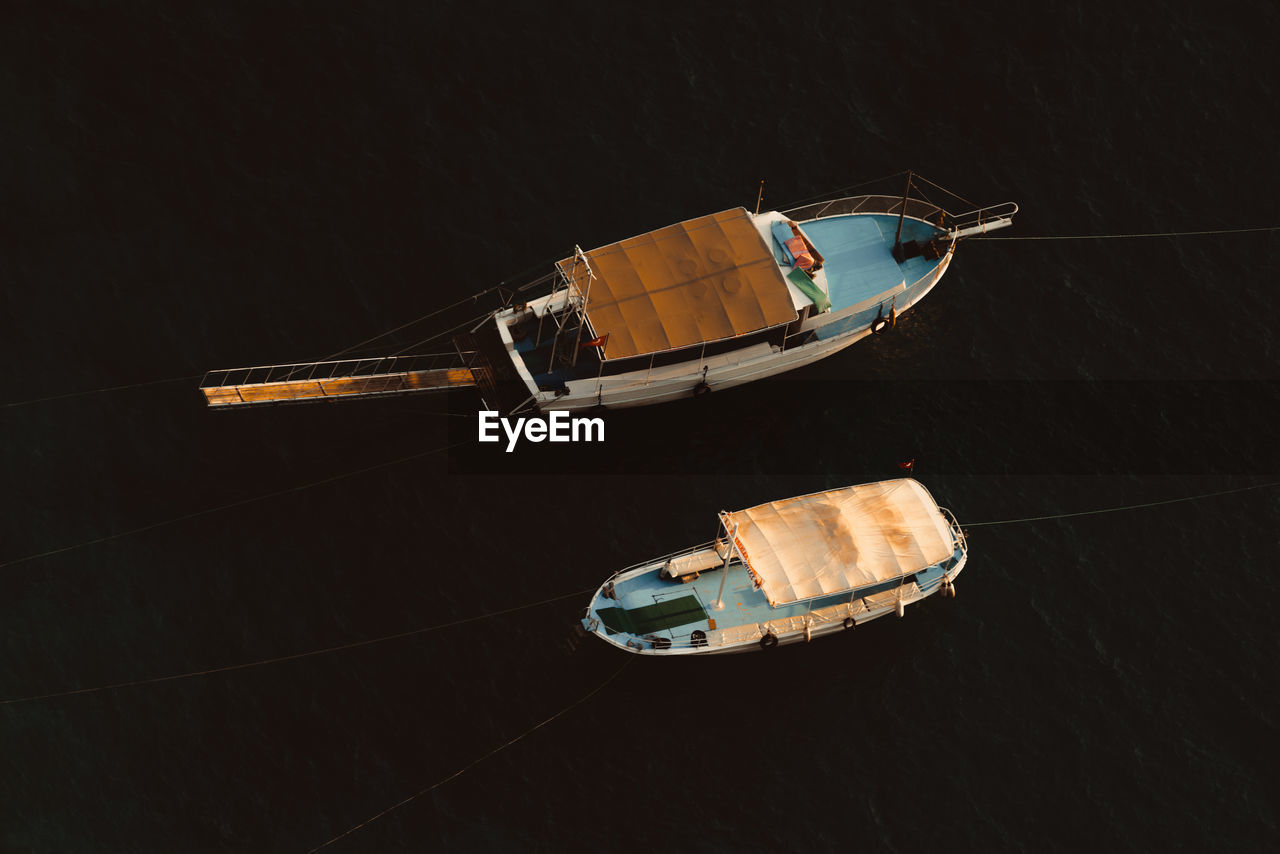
[597,595,707,635]
[787,267,832,314]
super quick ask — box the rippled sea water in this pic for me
[4,3,1278,851]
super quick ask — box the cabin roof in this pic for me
[721,479,954,607]
[557,208,797,360]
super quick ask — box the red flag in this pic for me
[580,333,609,349]
[898,459,915,473]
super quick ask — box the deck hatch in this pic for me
[596,595,708,635]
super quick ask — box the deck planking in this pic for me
[202,367,475,407]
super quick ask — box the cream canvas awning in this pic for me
[557,208,797,360]
[721,479,955,607]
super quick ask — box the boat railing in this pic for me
[939,505,968,557]
[943,201,1019,238]
[782,194,950,227]
[614,581,924,652]
[200,351,465,391]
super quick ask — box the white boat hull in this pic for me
[519,243,954,413]
[586,552,966,657]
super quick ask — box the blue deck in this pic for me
[802,214,946,311]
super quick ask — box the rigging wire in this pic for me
[0,586,594,707]
[2,373,203,409]
[306,657,632,854]
[0,438,475,571]
[775,170,909,211]
[970,225,1280,241]
[318,251,569,362]
[318,288,505,362]
[390,311,498,358]
[912,173,979,210]
[962,480,1280,528]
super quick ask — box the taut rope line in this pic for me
[963,481,1280,528]
[3,373,203,409]
[0,587,593,706]
[972,225,1280,241]
[0,438,474,571]
[306,657,632,854]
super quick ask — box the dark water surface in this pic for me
[4,3,1279,851]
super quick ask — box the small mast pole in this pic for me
[712,515,735,611]
[754,179,766,215]
[893,169,913,260]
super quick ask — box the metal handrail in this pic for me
[782,194,950,227]
[200,351,463,390]
[944,201,1019,235]
[938,505,968,557]
[602,580,935,652]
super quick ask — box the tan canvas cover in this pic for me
[557,208,797,360]
[721,479,955,607]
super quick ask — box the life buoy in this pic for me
[843,616,856,630]
[691,629,708,648]
[693,381,711,397]
[760,632,779,649]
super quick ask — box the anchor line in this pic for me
[962,481,1280,528]
[306,657,632,854]
[2,373,204,409]
[0,586,594,706]
[970,225,1280,241]
[0,438,476,571]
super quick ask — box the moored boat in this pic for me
[581,478,966,655]
[482,179,1016,413]
[200,174,1015,413]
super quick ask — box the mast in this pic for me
[892,169,913,262]
[712,514,737,610]
[568,247,595,368]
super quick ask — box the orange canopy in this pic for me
[556,208,797,360]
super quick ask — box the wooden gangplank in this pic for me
[202,367,476,408]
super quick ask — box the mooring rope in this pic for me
[2,373,204,409]
[0,438,474,571]
[306,657,632,854]
[963,481,1280,528]
[971,225,1280,241]
[0,586,593,706]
